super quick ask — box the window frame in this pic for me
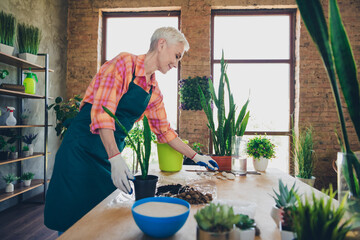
[211,9,296,173]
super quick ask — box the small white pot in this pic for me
[5,183,14,192]
[0,43,14,56]
[9,152,18,160]
[18,53,37,63]
[296,176,316,187]
[279,222,296,240]
[28,144,34,155]
[252,157,269,172]
[238,227,255,240]
[270,205,283,228]
[197,226,236,240]
[22,151,30,157]
[24,179,31,187]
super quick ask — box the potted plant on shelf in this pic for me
[270,179,298,228]
[21,172,35,187]
[0,11,16,56]
[2,173,19,193]
[246,135,275,172]
[17,22,41,63]
[20,108,31,125]
[103,106,157,201]
[194,203,241,240]
[292,125,316,187]
[48,95,82,139]
[198,51,250,171]
[0,136,8,160]
[236,214,256,240]
[22,145,30,157]
[296,0,360,233]
[9,145,18,160]
[22,133,38,156]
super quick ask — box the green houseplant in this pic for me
[21,172,35,187]
[48,95,82,139]
[2,173,19,192]
[246,135,275,172]
[17,22,41,62]
[296,0,360,231]
[102,106,157,200]
[22,133,38,156]
[9,145,17,160]
[236,214,256,240]
[194,203,241,239]
[198,51,250,170]
[0,135,8,160]
[22,145,30,157]
[0,11,16,55]
[179,76,211,111]
[292,125,316,187]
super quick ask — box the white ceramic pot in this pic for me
[270,205,283,228]
[279,222,296,240]
[5,183,14,192]
[24,180,31,187]
[296,176,316,187]
[197,226,236,240]
[252,157,269,172]
[9,152,18,160]
[238,227,255,240]
[22,151,30,157]
[28,144,34,155]
[0,43,14,56]
[18,53,37,63]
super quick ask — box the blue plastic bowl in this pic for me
[132,197,190,238]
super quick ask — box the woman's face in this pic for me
[157,39,185,74]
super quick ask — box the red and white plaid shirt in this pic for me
[80,52,177,143]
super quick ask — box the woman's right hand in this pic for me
[109,153,134,194]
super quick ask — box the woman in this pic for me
[44,27,218,233]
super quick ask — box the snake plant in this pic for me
[103,106,151,180]
[198,50,250,156]
[296,0,360,197]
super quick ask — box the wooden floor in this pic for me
[0,194,57,240]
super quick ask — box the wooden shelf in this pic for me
[0,125,53,129]
[0,152,46,165]
[0,179,48,203]
[0,52,53,72]
[0,88,53,99]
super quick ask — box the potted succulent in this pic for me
[296,0,360,232]
[20,108,31,125]
[21,172,35,187]
[198,51,250,171]
[48,95,82,139]
[236,214,256,240]
[0,135,8,160]
[246,135,275,172]
[22,133,38,156]
[103,106,157,201]
[17,23,41,63]
[292,125,316,187]
[2,173,19,192]
[194,203,241,240]
[22,145,30,157]
[270,179,298,228]
[0,11,16,56]
[9,145,18,159]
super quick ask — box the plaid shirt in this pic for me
[80,52,177,143]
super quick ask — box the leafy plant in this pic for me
[0,11,16,46]
[194,203,241,233]
[247,135,275,159]
[192,142,204,153]
[271,179,298,209]
[236,214,256,230]
[2,173,19,184]
[125,121,156,152]
[0,136,6,151]
[292,186,352,240]
[9,146,16,152]
[179,76,211,110]
[22,145,29,151]
[292,126,315,179]
[22,133,38,145]
[20,108,31,120]
[198,50,250,156]
[0,129,20,150]
[296,0,360,197]
[17,23,41,54]
[48,95,82,139]
[103,106,152,180]
[0,69,9,79]
[21,172,35,181]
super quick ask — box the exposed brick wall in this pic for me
[67,0,360,190]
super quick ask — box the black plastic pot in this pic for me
[0,151,9,161]
[133,175,158,201]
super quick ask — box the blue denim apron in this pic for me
[44,74,152,232]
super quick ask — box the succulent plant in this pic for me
[194,203,241,233]
[21,172,35,181]
[2,173,19,184]
[22,133,38,145]
[236,214,256,230]
[271,179,298,208]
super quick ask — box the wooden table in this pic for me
[59,167,335,240]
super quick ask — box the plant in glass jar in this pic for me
[246,135,275,172]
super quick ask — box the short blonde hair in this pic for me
[149,27,190,52]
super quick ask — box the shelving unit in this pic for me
[0,52,52,203]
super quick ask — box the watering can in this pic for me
[23,68,38,94]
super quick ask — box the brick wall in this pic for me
[67,0,360,190]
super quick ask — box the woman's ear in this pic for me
[157,38,166,51]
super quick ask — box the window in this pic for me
[212,10,295,173]
[103,12,180,130]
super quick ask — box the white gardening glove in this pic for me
[192,153,219,171]
[109,153,134,194]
